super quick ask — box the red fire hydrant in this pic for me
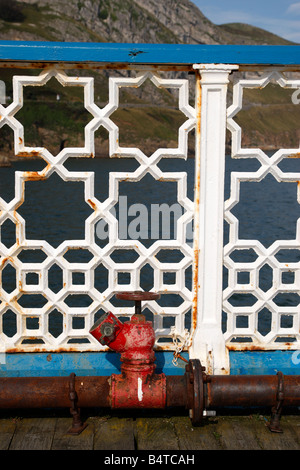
[89,291,166,409]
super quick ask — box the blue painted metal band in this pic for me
[229,350,300,376]
[0,351,298,377]
[0,351,188,377]
[0,41,299,65]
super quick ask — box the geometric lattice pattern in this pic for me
[0,68,196,352]
[224,71,300,349]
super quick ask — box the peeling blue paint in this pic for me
[0,41,299,65]
[0,351,188,377]
[0,351,298,377]
[229,350,300,375]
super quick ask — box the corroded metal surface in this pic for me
[0,369,298,430]
[206,374,300,408]
[115,291,160,302]
[0,375,111,408]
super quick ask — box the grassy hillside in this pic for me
[227,82,300,151]
[0,65,189,158]
[219,23,296,45]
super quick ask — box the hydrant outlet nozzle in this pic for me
[89,311,123,346]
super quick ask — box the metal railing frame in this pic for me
[0,42,299,376]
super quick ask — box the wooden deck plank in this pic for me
[172,416,221,450]
[0,411,296,450]
[213,416,262,450]
[284,415,300,444]
[252,415,300,450]
[9,417,57,450]
[51,417,94,450]
[93,416,135,450]
[135,416,179,451]
[0,418,16,450]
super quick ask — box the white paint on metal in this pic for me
[0,67,195,353]
[137,377,143,402]
[225,70,300,351]
[190,64,238,374]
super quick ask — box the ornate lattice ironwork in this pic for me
[0,68,195,352]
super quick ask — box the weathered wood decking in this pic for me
[0,409,298,451]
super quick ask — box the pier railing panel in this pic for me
[0,42,299,375]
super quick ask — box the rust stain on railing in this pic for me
[87,199,97,211]
[227,343,296,351]
[0,61,194,72]
[287,152,300,158]
[16,151,42,159]
[22,165,51,182]
[1,256,14,267]
[191,69,201,334]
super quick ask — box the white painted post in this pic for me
[190,64,238,375]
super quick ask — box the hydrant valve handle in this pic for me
[115,291,160,301]
[115,291,160,316]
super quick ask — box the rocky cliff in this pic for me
[0,0,294,45]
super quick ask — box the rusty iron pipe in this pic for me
[166,375,187,408]
[0,376,111,409]
[0,375,183,409]
[0,374,298,411]
[205,375,300,409]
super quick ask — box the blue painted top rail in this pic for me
[0,40,299,66]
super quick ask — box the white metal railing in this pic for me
[0,43,299,375]
[0,67,196,356]
[224,70,300,357]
